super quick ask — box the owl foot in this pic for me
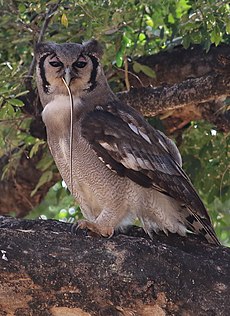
[75,220,114,238]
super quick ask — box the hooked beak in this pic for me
[63,67,73,86]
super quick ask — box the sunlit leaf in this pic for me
[7,98,24,107]
[168,13,175,24]
[138,33,146,42]
[122,34,132,47]
[116,50,123,67]
[211,26,222,46]
[145,16,154,27]
[61,13,68,28]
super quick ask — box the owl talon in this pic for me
[70,222,78,234]
[76,220,114,237]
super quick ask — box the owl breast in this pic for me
[42,95,82,133]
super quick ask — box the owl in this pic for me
[35,39,220,245]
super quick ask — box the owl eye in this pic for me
[49,61,63,67]
[72,60,87,68]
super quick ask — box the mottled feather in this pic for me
[35,40,220,245]
[81,100,220,245]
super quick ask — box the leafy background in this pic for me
[0,0,229,245]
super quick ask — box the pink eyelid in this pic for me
[78,56,87,62]
[50,56,59,62]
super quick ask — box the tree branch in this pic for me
[118,73,230,117]
[127,44,230,87]
[0,217,229,315]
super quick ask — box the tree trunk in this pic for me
[0,217,229,316]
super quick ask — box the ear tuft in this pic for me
[35,42,55,56]
[83,39,103,59]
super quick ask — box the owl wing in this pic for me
[81,100,220,245]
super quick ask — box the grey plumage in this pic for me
[35,40,220,245]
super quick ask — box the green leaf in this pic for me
[61,13,68,28]
[58,208,68,219]
[18,4,26,13]
[122,34,132,47]
[145,16,154,27]
[132,61,142,73]
[203,38,211,53]
[0,87,10,95]
[138,33,146,42]
[182,34,191,49]
[133,62,156,78]
[116,50,123,67]
[31,171,53,197]
[168,13,175,24]
[2,103,15,117]
[176,0,191,18]
[210,26,222,46]
[29,140,45,158]
[226,20,230,34]
[139,64,156,78]
[15,90,29,98]
[7,98,24,107]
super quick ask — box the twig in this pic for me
[124,56,130,91]
[113,65,144,87]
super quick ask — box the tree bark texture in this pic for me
[0,217,229,316]
[128,44,230,87]
[119,74,230,117]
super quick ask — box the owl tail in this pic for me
[186,209,221,245]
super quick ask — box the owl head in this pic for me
[35,39,104,106]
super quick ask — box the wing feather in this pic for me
[81,100,220,245]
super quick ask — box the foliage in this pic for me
[26,181,79,222]
[0,0,229,244]
[180,121,230,245]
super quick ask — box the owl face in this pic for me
[35,40,103,104]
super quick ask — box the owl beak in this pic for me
[63,67,73,86]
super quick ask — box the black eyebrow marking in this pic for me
[87,55,99,92]
[39,52,54,93]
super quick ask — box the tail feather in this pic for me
[186,209,221,245]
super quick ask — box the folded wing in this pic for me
[81,100,220,245]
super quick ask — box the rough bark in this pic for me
[0,216,229,316]
[119,73,230,134]
[123,44,230,133]
[127,44,230,87]
[119,74,230,117]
